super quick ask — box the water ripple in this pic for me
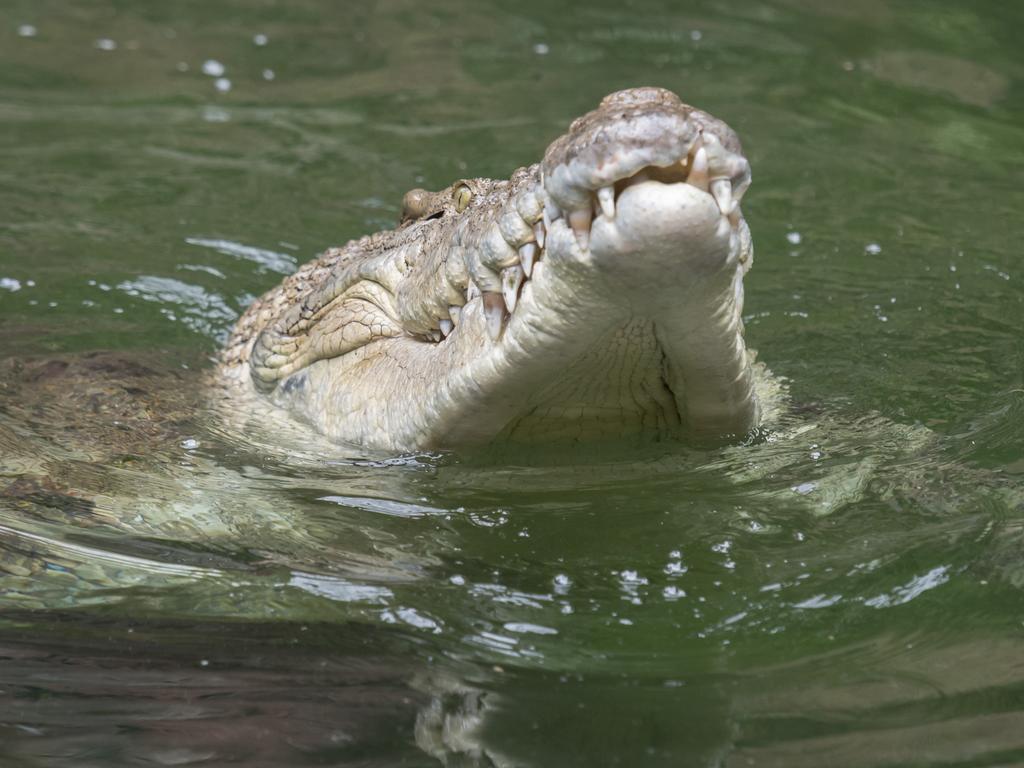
[117,275,237,341]
[185,237,298,275]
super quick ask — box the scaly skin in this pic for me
[215,87,762,451]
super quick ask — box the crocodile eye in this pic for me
[454,185,472,213]
[401,188,430,223]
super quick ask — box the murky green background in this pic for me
[1,1,1023,765]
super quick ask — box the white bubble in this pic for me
[262,68,275,81]
[0,277,22,292]
[663,586,686,600]
[253,33,268,46]
[180,438,200,450]
[533,42,550,55]
[864,243,882,255]
[95,38,117,51]
[176,61,189,72]
[214,77,232,93]
[690,30,703,41]
[786,231,802,245]
[202,59,225,77]
[553,573,571,595]
[18,24,38,38]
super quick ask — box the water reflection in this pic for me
[0,616,426,767]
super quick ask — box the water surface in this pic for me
[1,1,1022,765]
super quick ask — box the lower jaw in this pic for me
[437,316,685,447]
[423,259,757,449]
[281,285,754,451]
[416,278,755,450]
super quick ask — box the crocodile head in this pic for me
[220,87,760,451]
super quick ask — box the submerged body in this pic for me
[215,88,762,451]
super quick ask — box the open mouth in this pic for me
[431,131,751,345]
[564,131,750,247]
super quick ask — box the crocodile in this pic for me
[217,86,761,451]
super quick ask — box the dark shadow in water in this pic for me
[0,612,431,768]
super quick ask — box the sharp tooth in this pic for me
[518,241,537,277]
[482,292,507,341]
[734,168,751,202]
[501,265,524,312]
[448,305,461,325]
[533,221,545,249]
[711,179,734,216]
[429,330,441,342]
[544,197,561,222]
[688,146,710,192]
[439,318,453,337]
[467,280,481,301]
[568,209,592,250]
[597,186,615,219]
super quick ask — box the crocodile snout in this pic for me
[539,87,751,256]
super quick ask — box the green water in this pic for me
[1,1,1023,765]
